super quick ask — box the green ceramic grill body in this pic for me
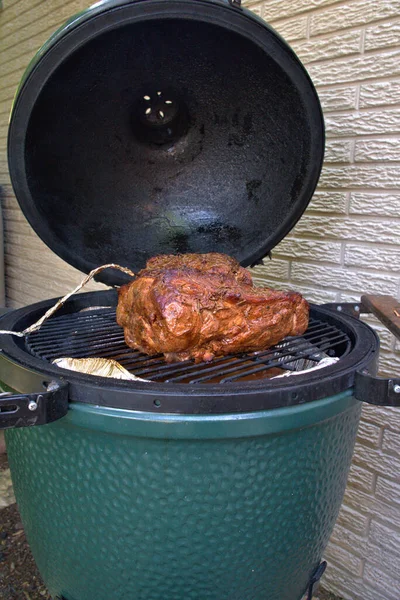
[5,393,361,600]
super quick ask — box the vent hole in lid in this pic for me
[132,89,189,145]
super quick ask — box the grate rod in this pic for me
[25,309,352,385]
[133,322,341,379]
[164,331,348,383]
[220,337,348,383]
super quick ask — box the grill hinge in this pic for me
[0,380,69,430]
[321,302,365,319]
[354,371,400,407]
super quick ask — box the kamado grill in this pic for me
[1,1,400,599]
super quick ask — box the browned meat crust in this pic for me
[116,253,309,363]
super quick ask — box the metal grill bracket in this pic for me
[0,379,68,430]
[355,371,400,407]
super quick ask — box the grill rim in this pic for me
[0,290,379,414]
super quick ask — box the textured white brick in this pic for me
[349,192,400,217]
[6,280,52,307]
[344,244,400,273]
[1,0,86,48]
[0,77,21,99]
[326,109,400,137]
[0,70,26,97]
[246,2,264,18]
[353,443,400,481]
[348,462,375,493]
[357,420,382,448]
[5,265,89,298]
[0,50,36,79]
[364,563,400,598]
[0,162,10,180]
[317,86,358,112]
[355,138,400,162]
[293,216,400,245]
[0,24,57,70]
[268,15,308,42]
[291,263,399,295]
[310,1,400,36]
[1,5,54,42]
[378,353,400,377]
[324,140,352,163]
[376,476,400,506]
[260,0,344,22]
[5,251,98,287]
[365,21,400,52]
[309,191,348,213]
[343,485,400,530]
[382,428,400,457]
[359,316,396,353]
[337,504,370,535]
[274,237,342,263]
[0,0,71,27]
[362,405,400,433]
[321,566,366,600]
[335,580,395,600]
[287,285,337,304]
[325,542,364,575]
[364,543,400,588]
[3,207,30,223]
[320,164,400,189]
[0,98,12,114]
[307,50,400,86]
[322,576,391,600]
[360,81,400,108]
[369,520,400,558]
[248,259,290,282]
[295,31,361,64]
[330,523,367,554]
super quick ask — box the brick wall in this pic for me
[245,2,400,599]
[0,0,104,304]
[0,2,399,599]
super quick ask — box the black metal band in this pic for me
[307,561,327,600]
[0,380,68,430]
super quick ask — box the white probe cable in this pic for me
[0,263,135,338]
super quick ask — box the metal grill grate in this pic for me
[25,307,352,384]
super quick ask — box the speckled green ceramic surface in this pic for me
[6,393,361,600]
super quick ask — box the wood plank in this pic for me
[361,294,400,341]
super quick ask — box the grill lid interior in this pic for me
[7,0,324,286]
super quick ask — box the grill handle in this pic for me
[0,380,68,430]
[354,371,400,407]
[361,294,400,341]
[322,295,400,406]
[353,295,400,407]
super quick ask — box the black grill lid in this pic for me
[7,0,324,287]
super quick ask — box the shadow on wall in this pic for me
[0,186,5,307]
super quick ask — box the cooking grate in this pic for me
[25,307,352,384]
